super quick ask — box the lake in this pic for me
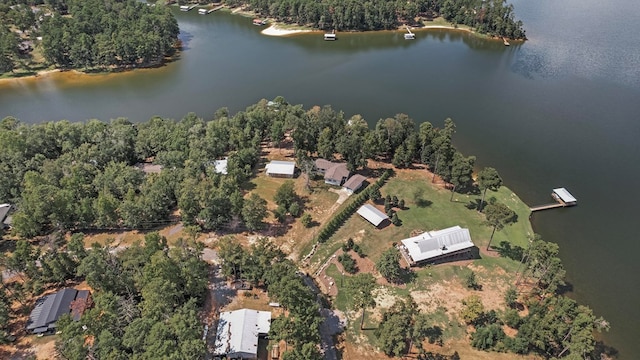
[1,0,639,357]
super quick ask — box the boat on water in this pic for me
[253,19,267,26]
[324,30,336,41]
[503,37,510,46]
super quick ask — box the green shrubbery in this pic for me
[316,169,393,243]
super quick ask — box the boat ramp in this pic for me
[530,188,577,212]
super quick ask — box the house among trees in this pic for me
[26,288,92,335]
[214,158,228,175]
[214,308,272,359]
[400,226,475,266]
[357,204,389,228]
[0,203,13,229]
[342,174,367,194]
[314,159,350,186]
[265,160,296,178]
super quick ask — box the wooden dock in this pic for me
[530,188,577,212]
[530,203,566,212]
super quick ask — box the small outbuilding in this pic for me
[265,160,296,178]
[213,158,228,175]
[315,159,350,186]
[400,226,474,266]
[342,174,367,194]
[26,288,92,335]
[357,204,389,228]
[214,308,272,359]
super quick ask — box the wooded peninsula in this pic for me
[0,98,612,360]
[0,0,525,77]
[225,0,526,39]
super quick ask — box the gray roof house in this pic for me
[314,159,350,186]
[342,174,367,194]
[26,288,92,334]
[214,308,272,359]
[0,204,13,228]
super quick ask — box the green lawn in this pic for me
[311,170,533,269]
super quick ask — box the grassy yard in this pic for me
[310,168,532,269]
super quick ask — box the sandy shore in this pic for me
[0,68,62,84]
[261,25,314,37]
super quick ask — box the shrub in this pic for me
[289,202,301,217]
[300,213,312,228]
[338,253,357,274]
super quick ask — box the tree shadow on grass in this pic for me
[496,241,525,261]
[415,198,432,208]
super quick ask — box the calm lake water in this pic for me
[1,0,639,356]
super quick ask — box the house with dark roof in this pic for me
[26,288,92,334]
[314,159,350,186]
[342,174,367,194]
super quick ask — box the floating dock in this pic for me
[324,30,336,41]
[404,25,415,40]
[180,5,197,11]
[530,188,577,212]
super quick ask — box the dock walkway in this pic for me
[530,203,566,212]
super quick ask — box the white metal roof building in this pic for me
[214,158,228,175]
[552,188,577,204]
[400,226,474,265]
[265,160,295,178]
[357,204,389,227]
[214,308,272,359]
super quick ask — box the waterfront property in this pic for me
[26,288,92,334]
[315,159,350,186]
[265,160,295,178]
[400,226,474,266]
[342,174,367,194]
[357,204,389,228]
[213,308,272,359]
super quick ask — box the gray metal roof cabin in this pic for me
[26,288,91,334]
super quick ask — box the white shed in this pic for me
[357,204,389,227]
[265,160,295,178]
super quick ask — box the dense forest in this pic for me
[0,98,479,238]
[0,0,178,74]
[1,232,208,358]
[224,0,525,39]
